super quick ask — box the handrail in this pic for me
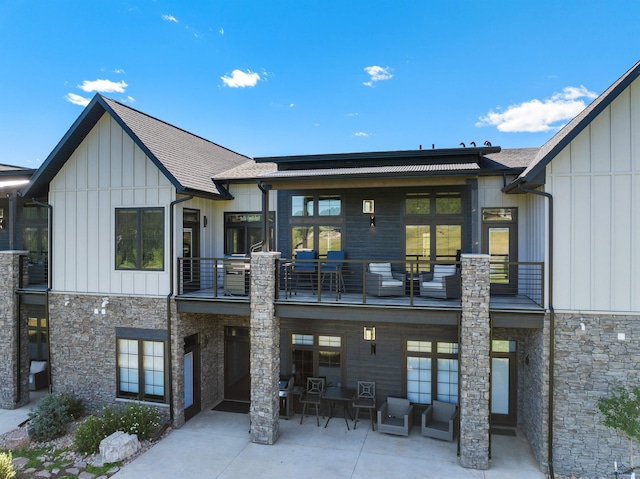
[175,257,545,309]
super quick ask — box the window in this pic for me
[28,311,48,361]
[0,207,4,229]
[224,212,275,255]
[291,333,343,387]
[404,191,463,267]
[116,208,164,270]
[116,329,167,403]
[406,340,458,405]
[21,203,48,265]
[290,194,342,255]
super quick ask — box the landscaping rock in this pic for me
[99,431,141,463]
[5,426,30,449]
[11,456,29,470]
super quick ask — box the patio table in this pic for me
[323,387,355,429]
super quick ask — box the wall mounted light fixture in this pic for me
[363,200,375,228]
[203,216,208,227]
[364,326,377,355]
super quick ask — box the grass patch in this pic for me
[0,446,52,469]
[86,462,121,476]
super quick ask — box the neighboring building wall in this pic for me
[0,251,29,409]
[48,292,170,417]
[49,112,175,296]
[553,312,640,478]
[547,77,640,312]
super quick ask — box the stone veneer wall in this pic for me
[0,251,29,409]
[249,252,280,445]
[48,292,170,415]
[553,312,640,479]
[459,254,491,469]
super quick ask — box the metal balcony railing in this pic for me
[177,257,544,310]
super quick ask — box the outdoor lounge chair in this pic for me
[365,262,405,297]
[29,360,48,391]
[419,264,460,299]
[377,397,413,436]
[421,400,458,441]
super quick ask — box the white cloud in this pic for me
[363,65,393,87]
[78,79,128,93]
[476,85,597,133]
[346,112,359,117]
[221,69,261,88]
[354,132,369,137]
[290,103,295,108]
[113,69,125,74]
[162,14,178,23]
[219,28,225,35]
[64,93,90,106]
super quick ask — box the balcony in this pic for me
[176,257,544,313]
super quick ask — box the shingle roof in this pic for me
[505,60,640,191]
[22,94,250,198]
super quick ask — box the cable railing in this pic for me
[177,257,544,310]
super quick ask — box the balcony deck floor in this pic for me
[177,286,543,312]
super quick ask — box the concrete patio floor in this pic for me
[113,408,546,479]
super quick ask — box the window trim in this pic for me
[115,207,165,271]
[404,339,459,405]
[289,193,343,255]
[116,328,168,403]
[290,332,345,387]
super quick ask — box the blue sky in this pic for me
[1,1,639,168]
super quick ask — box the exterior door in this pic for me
[224,327,250,401]
[491,340,517,426]
[482,208,518,295]
[182,209,200,293]
[184,334,201,421]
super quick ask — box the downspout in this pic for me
[517,185,554,478]
[167,194,194,425]
[31,198,53,392]
[258,182,271,252]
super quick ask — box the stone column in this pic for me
[249,252,281,445]
[459,254,491,469]
[0,251,30,409]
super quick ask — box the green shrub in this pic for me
[119,402,161,441]
[73,402,161,454]
[73,416,106,455]
[28,392,84,442]
[0,451,16,479]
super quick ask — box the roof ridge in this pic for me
[100,95,250,161]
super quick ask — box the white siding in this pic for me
[50,113,175,296]
[547,77,640,312]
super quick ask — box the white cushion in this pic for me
[369,262,393,280]
[421,281,444,291]
[30,361,47,374]
[381,279,404,287]
[432,264,456,283]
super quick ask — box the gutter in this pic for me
[516,184,555,478]
[167,194,194,424]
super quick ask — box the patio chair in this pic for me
[365,262,405,297]
[291,250,316,294]
[419,264,460,299]
[300,377,326,426]
[352,381,376,431]
[29,360,48,391]
[377,397,414,436]
[421,400,458,441]
[320,250,345,299]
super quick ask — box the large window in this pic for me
[291,333,343,387]
[116,329,167,403]
[406,340,458,405]
[404,191,463,267]
[224,212,275,255]
[116,208,164,270]
[290,194,342,256]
